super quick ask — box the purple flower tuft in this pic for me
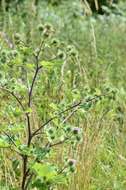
[68,159,77,166]
[72,127,81,135]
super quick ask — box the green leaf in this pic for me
[32,179,48,190]
[8,124,24,134]
[49,103,58,111]
[25,108,32,114]
[0,138,10,148]
[40,61,53,69]
[32,163,57,180]
[80,102,92,111]
[18,144,32,156]
[52,174,67,185]
[12,56,22,65]
[33,147,50,160]
[40,60,62,70]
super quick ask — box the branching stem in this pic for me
[32,93,108,138]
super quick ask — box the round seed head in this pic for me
[14,33,20,41]
[72,127,81,135]
[44,23,53,30]
[68,159,76,166]
[57,50,65,59]
[51,38,59,46]
[38,24,44,32]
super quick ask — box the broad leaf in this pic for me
[0,138,10,148]
[32,163,57,180]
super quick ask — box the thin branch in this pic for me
[28,66,42,107]
[0,87,25,111]
[3,132,22,156]
[31,101,82,137]
[27,114,32,146]
[0,86,33,147]
[27,40,44,144]
[49,137,69,148]
[62,107,79,124]
[34,39,44,62]
[3,132,17,147]
[58,165,68,175]
[33,108,79,137]
[28,38,44,107]
[32,93,108,138]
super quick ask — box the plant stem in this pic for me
[28,66,42,107]
[32,93,109,137]
[21,156,28,190]
[32,101,82,137]
[21,41,43,189]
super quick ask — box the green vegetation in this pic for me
[0,0,126,190]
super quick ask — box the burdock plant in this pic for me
[0,24,107,190]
